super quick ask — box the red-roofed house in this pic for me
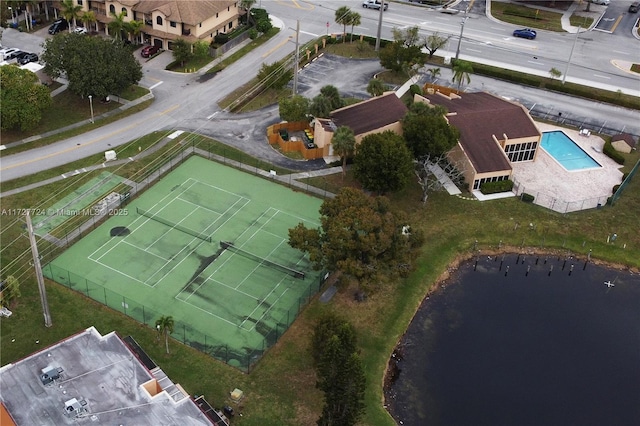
[417,91,542,191]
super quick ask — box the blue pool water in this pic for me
[540,131,601,171]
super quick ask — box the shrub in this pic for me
[214,33,229,45]
[256,18,272,33]
[409,84,422,96]
[612,184,621,195]
[602,141,625,165]
[249,28,258,40]
[521,193,535,203]
[480,179,514,194]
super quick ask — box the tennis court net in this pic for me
[220,241,305,279]
[137,207,212,243]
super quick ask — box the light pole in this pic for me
[88,95,94,123]
[8,7,16,24]
[562,26,581,85]
[454,15,468,62]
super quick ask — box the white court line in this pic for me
[121,239,171,261]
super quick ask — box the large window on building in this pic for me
[156,16,163,25]
[109,4,115,14]
[121,7,127,16]
[473,174,510,191]
[504,141,537,163]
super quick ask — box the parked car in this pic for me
[0,47,20,61]
[6,50,27,60]
[590,0,610,4]
[18,53,39,65]
[629,2,639,12]
[48,18,68,35]
[141,45,161,58]
[362,0,388,11]
[512,28,537,40]
[73,26,88,35]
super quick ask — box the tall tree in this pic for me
[313,314,366,426]
[379,26,425,74]
[335,6,351,40]
[353,131,414,194]
[423,32,449,59]
[402,102,459,158]
[0,66,52,131]
[309,94,332,118]
[60,0,82,31]
[367,78,385,97]
[155,315,174,354]
[41,33,142,98]
[426,67,441,82]
[240,0,256,24]
[347,11,361,43]
[279,95,309,122]
[80,10,97,33]
[125,19,144,44]
[257,61,292,90]
[288,188,423,290]
[0,276,21,306]
[320,85,343,110]
[108,10,127,40]
[331,126,356,177]
[452,59,473,90]
[172,38,193,67]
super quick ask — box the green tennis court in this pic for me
[44,156,325,370]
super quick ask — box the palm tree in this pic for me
[367,78,384,97]
[331,126,356,178]
[60,0,82,32]
[108,10,127,40]
[335,6,351,41]
[240,0,256,25]
[155,316,174,354]
[426,67,441,82]
[348,12,361,43]
[81,10,97,33]
[452,60,473,90]
[125,19,144,44]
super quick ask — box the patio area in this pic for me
[510,122,624,213]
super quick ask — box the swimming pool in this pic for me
[540,131,602,171]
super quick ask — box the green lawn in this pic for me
[1,134,638,425]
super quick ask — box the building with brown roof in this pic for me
[57,0,241,49]
[417,91,541,191]
[312,92,408,157]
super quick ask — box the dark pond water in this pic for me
[386,254,640,426]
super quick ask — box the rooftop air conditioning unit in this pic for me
[40,366,61,385]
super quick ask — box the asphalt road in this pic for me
[1,5,639,184]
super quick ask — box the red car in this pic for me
[141,45,160,58]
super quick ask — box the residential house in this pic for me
[59,0,241,49]
[417,91,542,191]
[313,92,408,157]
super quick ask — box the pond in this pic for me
[385,254,640,426]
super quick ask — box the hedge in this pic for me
[603,141,625,165]
[480,179,514,194]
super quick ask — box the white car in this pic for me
[73,26,88,35]
[0,47,20,61]
[362,0,388,11]
[590,0,610,4]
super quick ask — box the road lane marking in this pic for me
[262,36,292,58]
[0,105,180,171]
[149,81,163,90]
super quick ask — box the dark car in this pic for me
[48,19,68,35]
[5,50,27,60]
[630,2,639,12]
[512,28,537,40]
[140,45,161,58]
[18,53,38,65]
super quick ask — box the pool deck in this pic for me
[510,123,624,213]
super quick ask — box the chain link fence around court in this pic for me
[610,158,640,206]
[43,262,328,373]
[512,177,609,214]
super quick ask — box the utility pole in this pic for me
[562,26,581,85]
[455,12,468,62]
[375,2,384,52]
[26,211,52,327]
[293,20,300,95]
